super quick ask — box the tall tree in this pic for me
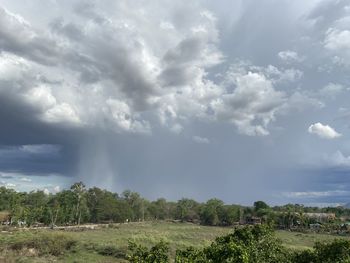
[70,182,88,225]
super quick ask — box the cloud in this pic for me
[325,151,350,168]
[284,190,350,199]
[0,6,60,65]
[43,185,61,195]
[0,52,81,127]
[53,185,60,193]
[0,1,225,137]
[0,173,14,179]
[324,28,350,51]
[319,83,345,98]
[211,61,309,136]
[0,1,322,141]
[213,70,286,136]
[283,92,324,112]
[193,136,210,144]
[19,177,32,182]
[104,99,151,134]
[308,122,342,139]
[278,50,304,63]
[0,0,349,204]
[20,144,61,154]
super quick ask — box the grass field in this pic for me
[1,222,349,262]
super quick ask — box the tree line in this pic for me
[1,182,350,227]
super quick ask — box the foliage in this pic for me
[175,224,291,263]
[2,222,350,262]
[9,233,77,256]
[2,181,350,230]
[127,240,169,263]
[292,239,350,263]
[175,198,201,222]
[96,244,125,258]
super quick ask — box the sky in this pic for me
[0,0,349,206]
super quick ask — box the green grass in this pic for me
[276,230,350,251]
[1,222,350,262]
[0,222,230,262]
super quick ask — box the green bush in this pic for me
[97,244,125,258]
[314,239,350,262]
[175,225,291,263]
[10,233,77,256]
[291,250,315,263]
[125,225,350,263]
[127,240,169,263]
[175,247,206,263]
[293,239,350,263]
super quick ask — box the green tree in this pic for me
[200,199,224,226]
[70,182,89,225]
[123,190,144,221]
[175,198,200,222]
[148,198,168,220]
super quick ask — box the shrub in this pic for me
[292,239,350,263]
[97,244,125,258]
[10,233,77,256]
[175,225,291,263]
[127,240,169,263]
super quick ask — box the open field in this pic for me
[1,222,350,262]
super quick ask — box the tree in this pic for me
[122,190,144,221]
[200,199,224,226]
[46,196,60,227]
[253,201,269,212]
[148,198,168,220]
[87,187,130,223]
[70,182,88,225]
[24,190,48,226]
[220,205,240,225]
[175,198,200,222]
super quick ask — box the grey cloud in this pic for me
[73,1,105,24]
[50,18,85,41]
[0,173,14,179]
[163,37,206,66]
[0,7,61,65]
[307,0,349,29]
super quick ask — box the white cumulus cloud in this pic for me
[308,122,341,139]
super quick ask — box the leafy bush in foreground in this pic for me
[127,225,350,263]
[127,240,169,263]
[292,239,350,263]
[176,224,290,263]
